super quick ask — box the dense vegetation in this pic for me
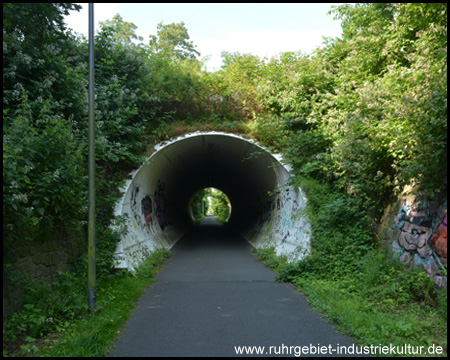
[3,3,447,356]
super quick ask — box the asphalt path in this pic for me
[109,216,361,357]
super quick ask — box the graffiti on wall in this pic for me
[121,180,173,267]
[141,195,153,231]
[256,197,275,225]
[257,188,299,229]
[128,179,171,234]
[393,199,447,287]
[130,185,144,231]
[129,242,152,266]
[254,186,306,262]
[154,179,170,230]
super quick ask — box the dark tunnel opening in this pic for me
[114,132,311,270]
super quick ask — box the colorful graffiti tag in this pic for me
[114,178,172,269]
[128,180,171,234]
[393,200,447,287]
[429,215,447,263]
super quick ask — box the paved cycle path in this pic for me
[109,216,360,357]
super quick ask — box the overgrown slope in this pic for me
[3,3,447,356]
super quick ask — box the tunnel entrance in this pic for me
[114,132,311,270]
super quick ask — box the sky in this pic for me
[64,3,343,72]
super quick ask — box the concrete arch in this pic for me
[114,132,310,270]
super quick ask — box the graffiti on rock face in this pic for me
[397,220,433,258]
[429,215,447,263]
[393,199,447,287]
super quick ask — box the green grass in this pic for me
[39,276,152,357]
[294,277,446,351]
[4,249,170,357]
[257,246,447,357]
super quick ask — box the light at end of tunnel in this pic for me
[190,187,231,224]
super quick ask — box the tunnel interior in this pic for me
[114,132,311,270]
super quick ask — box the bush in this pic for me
[4,271,87,342]
[3,96,86,245]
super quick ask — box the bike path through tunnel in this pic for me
[159,215,269,282]
[109,216,361,357]
[114,132,311,271]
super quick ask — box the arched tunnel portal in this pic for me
[114,132,311,270]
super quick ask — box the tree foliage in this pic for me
[3,3,81,43]
[191,188,230,223]
[3,3,447,350]
[149,21,200,61]
[3,3,87,245]
[261,3,446,212]
[3,2,446,271]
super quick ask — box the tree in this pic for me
[190,188,230,223]
[148,21,200,61]
[3,3,86,243]
[3,3,87,125]
[209,188,231,223]
[3,3,81,43]
[314,3,447,206]
[99,14,143,44]
[218,51,265,117]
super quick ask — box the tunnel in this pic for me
[114,132,311,270]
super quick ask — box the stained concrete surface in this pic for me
[109,217,361,357]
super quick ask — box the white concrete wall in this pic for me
[242,163,311,262]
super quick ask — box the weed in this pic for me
[258,246,447,356]
[254,175,446,356]
[3,249,171,357]
[134,248,171,279]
